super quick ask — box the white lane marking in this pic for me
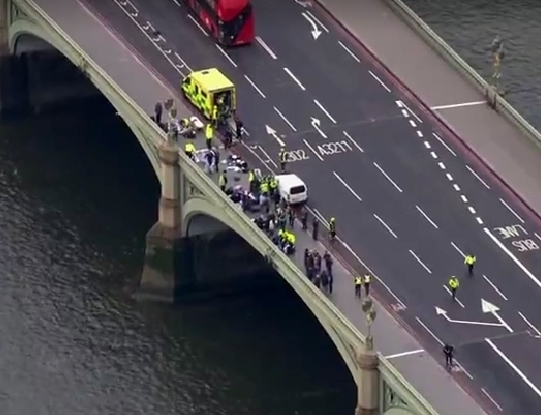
[432,132,457,156]
[313,99,337,124]
[518,312,541,337]
[187,14,208,36]
[373,214,398,239]
[485,338,541,398]
[465,165,490,189]
[409,250,432,274]
[451,242,465,257]
[424,141,431,149]
[468,206,477,214]
[256,36,277,60]
[415,317,443,344]
[243,75,266,98]
[373,162,403,193]
[368,70,391,92]
[385,349,424,359]
[273,106,296,132]
[256,145,278,168]
[443,285,465,308]
[303,139,324,161]
[416,130,423,137]
[333,172,363,202]
[430,151,437,159]
[482,274,508,301]
[484,227,541,290]
[453,184,461,191]
[416,206,438,229]
[446,173,453,181]
[401,109,409,118]
[481,388,503,412]
[499,198,525,223]
[431,101,486,110]
[343,131,364,153]
[337,40,360,62]
[460,195,468,203]
[216,44,237,67]
[304,10,329,32]
[536,233,541,243]
[410,120,417,128]
[396,100,422,124]
[438,162,446,170]
[283,67,306,91]
[113,1,190,75]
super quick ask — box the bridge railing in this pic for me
[23,1,439,412]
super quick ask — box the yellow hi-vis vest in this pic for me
[355,277,362,285]
[465,255,476,265]
[218,175,226,187]
[205,124,213,139]
[449,277,459,289]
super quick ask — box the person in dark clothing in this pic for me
[154,101,163,126]
[234,116,243,141]
[312,217,319,241]
[443,344,455,368]
[301,208,308,230]
[320,270,329,294]
[288,208,295,228]
[323,251,333,278]
[313,273,321,288]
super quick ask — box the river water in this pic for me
[0,98,354,415]
[403,0,541,130]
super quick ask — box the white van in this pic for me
[275,174,308,205]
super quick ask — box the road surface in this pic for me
[49,0,541,412]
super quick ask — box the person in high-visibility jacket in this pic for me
[185,141,196,159]
[218,171,227,192]
[278,146,287,173]
[354,276,362,298]
[464,253,476,276]
[205,123,214,150]
[363,274,371,297]
[448,276,460,300]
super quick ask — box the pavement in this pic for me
[34,0,541,413]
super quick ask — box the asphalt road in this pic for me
[87,0,541,412]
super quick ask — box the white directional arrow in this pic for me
[301,12,322,40]
[434,306,504,328]
[310,117,327,138]
[481,299,513,333]
[294,0,311,7]
[265,125,286,147]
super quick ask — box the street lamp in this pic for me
[490,36,505,95]
[362,298,377,351]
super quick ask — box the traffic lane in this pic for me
[458,332,541,414]
[226,46,321,133]
[252,0,399,124]
[423,128,541,277]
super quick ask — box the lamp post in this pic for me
[355,298,379,415]
[490,36,505,95]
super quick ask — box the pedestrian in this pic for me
[301,208,308,230]
[205,123,213,150]
[443,343,455,368]
[234,115,243,141]
[323,251,333,278]
[448,276,460,300]
[313,272,321,289]
[329,217,336,241]
[363,273,371,297]
[320,270,329,294]
[328,272,333,295]
[464,253,476,277]
[354,275,362,298]
[312,217,319,241]
[313,252,322,275]
[224,129,233,150]
[154,101,163,126]
[288,208,295,228]
[218,170,227,192]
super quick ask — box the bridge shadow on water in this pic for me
[0,92,355,415]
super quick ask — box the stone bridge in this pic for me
[0,0,441,413]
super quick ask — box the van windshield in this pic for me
[290,185,306,195]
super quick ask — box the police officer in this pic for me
[205,123,214,150]
[312,216,319,241]
[212,105,218,127]
[363,273,371,297]
[443,343,455,368]
[279,146,287,173]
[329,217,336,241]
[185,141,196,159]
[354,275,363,298]
[448,276,460,300]
[218,170,227,192]
[464,253,476,276]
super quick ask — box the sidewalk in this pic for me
[313,0,541,223]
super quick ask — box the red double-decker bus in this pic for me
[184,0,255,46]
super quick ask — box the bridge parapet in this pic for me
[8,0,441,413]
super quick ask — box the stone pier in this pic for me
[355,342,380,415]
[138,136,186,302]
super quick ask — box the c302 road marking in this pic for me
[283,67,306,91]
[337,40,360,62]
[373,162,403,193]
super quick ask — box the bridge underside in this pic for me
[0,33,101,116]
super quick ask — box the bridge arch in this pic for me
[8,19,161,179]
[182,197,361,385]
